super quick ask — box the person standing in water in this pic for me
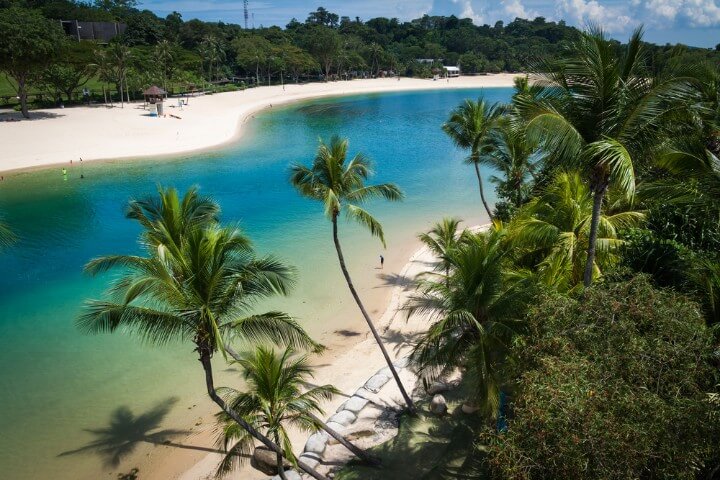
[379,255,384,269]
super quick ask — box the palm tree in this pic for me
[518,26,688,286]
[289,135,415,412]
[215,347,337,479]
[442,98,503,221]
[417,217,468,284]
[408,229,528,416]
[508,172,644,292]
[79,187,328,480]
[485,117,539,210]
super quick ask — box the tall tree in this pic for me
[518,27,687,286]
[443,98,503,221]
[418,217,468,284]
[301,26,341,80]
[79,186,328,480]
[215,347,337,479]
[0,7,66,118]
[289,136,415,412]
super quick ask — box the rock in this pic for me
[377,366,392,377]
[304,432,327,454]
[394,357,410,368]
[324,421,345,433]
[354,387,373,399]
[250,447,290,476]
[461,402,480,414]
[426,378,461,395]
[340,395,369,414]
[346,429,376,441]
[299,452,321,469]
[328,410,357,427]
[271,470,302,480]
[364,374,390,393]
[430,394,448,415]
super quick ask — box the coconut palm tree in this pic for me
[215,347,337,479]
[418,217,468,284]
[408,228,528,417]
[518,26,688,286]
[509,172,644,292]
[79,187,328,480]
[442,98,503,221]
[289,135,415,412]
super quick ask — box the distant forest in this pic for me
[1,0,720,111]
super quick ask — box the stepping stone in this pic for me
[337,396,368,415]
[299,452,321,470]
[377,366,392,377]
[394,357,410,368]
[272,470,301,480]
[364,374,390,393]
[353,387,373,400]
[328,410,357,426]
[304,432,327,454]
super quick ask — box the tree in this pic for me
[234,35,272,85]
[154,40,176,92]
[417,217,468,284]
[79,186,328,480]
[301,26,341,80]
[518,27,688,286]
[443,98,503,221]
[0,7,66,117]
[198,35,225,82]
[39,42,97,103]
[509,172,644,292]
[289,136,415,412]
[408,228,529,416]
[216,347,337,479]
[94,42,132,107]
[487,276,720,479]
[306,7,339,28]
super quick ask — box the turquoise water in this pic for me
[0,88,511,479]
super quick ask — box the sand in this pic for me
[0,76,513,479]
[0,74,520,174]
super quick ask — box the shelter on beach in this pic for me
[444,66,460,77]
[143,86,166,116]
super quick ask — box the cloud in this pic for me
[453,0,485,23]
[555,0,633,31]
[501,0,539,19]
[639,0,720,27]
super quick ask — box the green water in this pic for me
[0,88,511,479]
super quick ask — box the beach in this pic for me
[0,76,513,479]
[0,74,519,174]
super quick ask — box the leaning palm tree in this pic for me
[289,135,415,412]
[518,26,688,286]
[79,187,327,480]
[215,347,337,479]
[408,228,528,417]
[418,217,468,283]
[509,172,644,292]
[442,98,503,221]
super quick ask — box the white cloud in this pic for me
[641,0,720,27]
[555,0,633,31]
[453,0,485,23]
[501,0,539,19]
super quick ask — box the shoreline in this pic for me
[0,75,521,176]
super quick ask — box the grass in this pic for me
[335,382,490,480]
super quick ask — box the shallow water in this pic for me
[0,87,512,479]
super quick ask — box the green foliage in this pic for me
[487,277,720,479]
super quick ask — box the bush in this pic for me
[486,276,720,479]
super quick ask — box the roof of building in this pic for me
[143,86,167,96]
[444,66,460,71]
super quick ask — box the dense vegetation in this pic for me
[2,0,720,117]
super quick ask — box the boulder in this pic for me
[324,421,345,434]
[461,402,480,414]
[394,357,410,368]
[299,452,321,469]
[250,446,290,476]
[377,366,392,377]
[271,470,302,480]
[430,394,448,415]
[426,378,461,395]
[364,374,390,393]
[304,432,328,455]
[328,409,357,427]
[354,387,373,400]
[339,395,369,414]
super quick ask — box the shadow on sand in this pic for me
[58,397,230,467]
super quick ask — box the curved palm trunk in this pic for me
[223,344,380,466]
[474,162,494,222]
[583,181,608,287]
[274,432,288,480]
[198,347,328,480]
[332,214,416,413]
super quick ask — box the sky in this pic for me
[140,0,720,48]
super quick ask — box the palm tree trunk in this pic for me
[583,181,607,287]
[332,214,416,413]
[223,344,380,466]
[274,432,288,480]
[473,162,494,222]
[198,346,328,480]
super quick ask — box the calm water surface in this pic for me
[0,88,511,479]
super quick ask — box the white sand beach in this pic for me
[0,74,520,174]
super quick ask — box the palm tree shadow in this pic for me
[58,397,194,467]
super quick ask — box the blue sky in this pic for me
[140,0,720,48]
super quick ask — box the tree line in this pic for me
[2,0,720,118]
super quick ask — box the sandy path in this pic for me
[0,75,520,174]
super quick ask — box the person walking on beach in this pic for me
[379,254,384,269]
